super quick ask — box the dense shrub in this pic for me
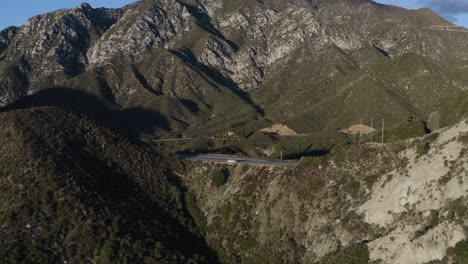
[364,175,379,189]
[460,132,468,145]
[320,243,370,264]
[211,168,229,187]
[310,178,324,192]
[455,240,468,263]
[416,140,431,156]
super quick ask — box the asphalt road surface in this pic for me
[153,138,193,142]
[177,153,298,167]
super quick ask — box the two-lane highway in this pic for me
[177,153,298,167]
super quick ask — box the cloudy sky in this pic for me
[0,0,467,30]
[375,0,468,27]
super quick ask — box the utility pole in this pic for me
[280,150,283,161]
[360,117,363,144]
[381,119,385,143]
[370,117,373,142]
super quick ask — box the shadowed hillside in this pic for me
[0,88,170,140]
[0,107,217,263]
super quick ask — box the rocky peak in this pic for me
[87,0,192,64]
[2,4,123,77]
[0,26,18,44]
[0,0,467,143]
[0,26,18,54]
[77,2,93,11]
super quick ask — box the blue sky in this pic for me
[375,0,468,27]
[0,0,467,30]
[0,0,137,30]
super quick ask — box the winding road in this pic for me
[177,153,298,167]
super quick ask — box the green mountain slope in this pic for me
[0,107,216,263]
[0,0,467,140]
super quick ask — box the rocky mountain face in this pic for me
[180,119,468,263]
[0,107,466,264]
[0,0,467,138]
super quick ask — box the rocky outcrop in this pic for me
[359,121,468,227]
[0,0,467,138]
[0,26,17,54]
[6,4,122,77]
[88,0,191,65]
[181,119,468,263]
[358,120,468,263]
[368,222,465,264]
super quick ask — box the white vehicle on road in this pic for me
[227,159,238,163]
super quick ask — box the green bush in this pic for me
[330,149,346,166]
[238,236,257,250]
[455,240,468,263]
[426,132,440,142]
[386,121,427,142]
[414,211,440,239]
[320,243,370,264]
[300,156,327,167]
[364,175,379,189]
[460,132,468,146]
[448,199,468,219]
[416,140,430,156]
[219,203,232,222]
[310,178,324,192]
[344,178,361,199]
[250,246,283,264]
[415,133,439,156]
[211,168,229,188]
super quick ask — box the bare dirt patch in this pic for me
[260,124,298,136]
[341,124,376,135]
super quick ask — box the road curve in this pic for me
[177,153,298,167]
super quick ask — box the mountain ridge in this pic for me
[0,0,467,139]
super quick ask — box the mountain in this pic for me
[180,118,468,264]
[1,1,468,263]
[0,0,467,140]
[0,106,466,264]
[0,107,217,263]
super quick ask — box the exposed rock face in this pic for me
[181,119,468,263]
[0,26,17,53]
[368,222,465,264]
[88,0,192,64]
[359,121,468,228]
[6,4,122,77]
[0,0,467,136]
